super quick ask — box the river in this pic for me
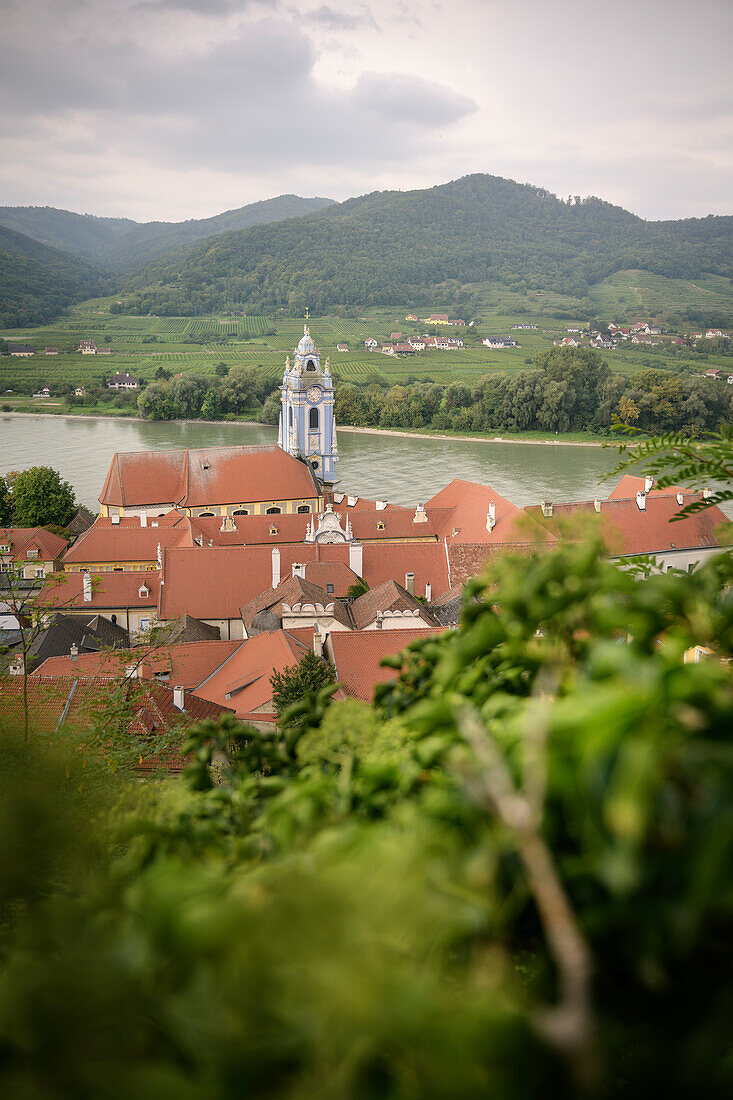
[0,415,625,510]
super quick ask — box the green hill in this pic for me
[120,174,733,319]
[0,226,104,328]
[0,195,335,269]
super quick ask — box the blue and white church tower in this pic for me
[278,325,338,487]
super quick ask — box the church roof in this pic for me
[297,326,316,354]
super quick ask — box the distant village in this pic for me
[1,327,729,754]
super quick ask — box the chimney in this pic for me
[636,491,646,511]
[375,611,384,629]
[70,643,79,660]
[349,542,363,576]
[541,501,553,518]
[271,547,281,588]
[413,503,427,523]
[405,572,415,596]
[173,685,185,711]
[703,487,713,500]
[486,501,496,531]
[644,476,654,493]
[313,628,324,658]
[292,562,306,579]
[140,511,147,527]
[425,582,432,602]
[347,495,358,507]
[593,499,602,513]
[82,573,92,602]
[376,500,387,511]
[676,492,684,505]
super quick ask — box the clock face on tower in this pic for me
[306,385,323,403]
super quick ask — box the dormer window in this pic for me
[269,525,278,536]
[377,521,385,531]
[139,585,150,599]
[0,544,11,553]
[27,548,39,559]
[326,583,334,594]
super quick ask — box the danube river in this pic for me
[0,415,623,510]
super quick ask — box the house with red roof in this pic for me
[38,570,161,634]
[0,675,233,772]
[99,445,322,519]
[33,639,242,688]
[327,628,444,703]
[0,528,69,579]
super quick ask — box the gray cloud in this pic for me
[354,71,476,127]
[303,3,379,31]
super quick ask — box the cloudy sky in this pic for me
[1,0,731,222]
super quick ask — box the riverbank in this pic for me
[1,410,609,447]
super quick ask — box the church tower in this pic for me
[278,325,338,487]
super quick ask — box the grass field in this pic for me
[2,281,731,397]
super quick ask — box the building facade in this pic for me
[278,326,338,487]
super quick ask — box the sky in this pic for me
[1,0,731,223]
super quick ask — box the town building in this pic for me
[8,344,34,357]
[107,373,139,390]
[278,326,338,488]
[78,340,96,354]
[0,528,68,579]
[98,445,322,518]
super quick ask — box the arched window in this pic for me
[199,511,215,518]
[306,359,316,371]
[266,507,281,515]
[111,614,117,625]
[232,509,249,516]
[288,406,292,427]
[297,505,310,514]
[309,406,319,430]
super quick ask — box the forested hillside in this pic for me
[119,174,733,317]
[0,226,104,327]
[0,195,334,268]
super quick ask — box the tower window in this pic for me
[297,505,310,513]
[306,360,316,371]
[309,407,319,430]
[266,507,281,515]
[288,406,292,427]
[233,509,249,516]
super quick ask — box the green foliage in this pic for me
[121,175,733,317]
[0,536,731,1095]
[0,225,104,327]
[11,465,76,526]
[0,475,12,525]
[270,649,337,725]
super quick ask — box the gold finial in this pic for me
[305,306,310,321]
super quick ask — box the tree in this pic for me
[11,466,76,527]
[0,475,12,525]
[216,362,230,377]
[270,649,336,725]
[200,388,222,420]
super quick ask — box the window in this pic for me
[114,566,123,572]
[35,568,45,579]
[27,548,38,559]
[266,507,281,515]
[269,525,279,535]
[139,585,149,598]
[377,521,385,530]
[288,406,293,427]
[110,614,117,625]
[326,583,334,595]
[309,406,319,430]
[199,511,215,518]
[233,509,249,516]
[306,359,316,371]
[140,618,150,631]
[297,505,310,514]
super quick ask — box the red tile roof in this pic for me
[330,628,444,703]
[607,475,685,499]
[350,579,438,630]
[425,480,555,547]
[303,560,359,596]
[193,629,313,718]
[63,522,194,565]
[0,527,68,562]
[525,493,729,556]
[32,640,241,688]
[0,675,233,740]
[39,570,161,611]
[99,446,320,509]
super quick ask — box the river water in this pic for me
[0,415,624,510]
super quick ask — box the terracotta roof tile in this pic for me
[330,628,444,703]
[39,571,161,611]
[193,630,313,718]
[63,523,193,564]
[350,579,438,630]
[32,640,241,688]
[0,527,68,562]
[99,446,320,509]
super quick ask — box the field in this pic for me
[1,282,731,405]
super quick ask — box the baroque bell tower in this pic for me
[278,324,338,488]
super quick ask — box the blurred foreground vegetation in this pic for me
[1,538,732,1098]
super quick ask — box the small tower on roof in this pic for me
[278,323,338,488]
